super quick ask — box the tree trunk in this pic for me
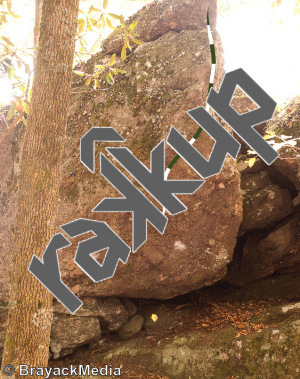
[33,0,43,71]
[33,0,43,47]
[1,0,79,376]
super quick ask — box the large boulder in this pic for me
[0,0,243,303]
[56,1,243,300]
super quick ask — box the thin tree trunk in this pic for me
[33,0,43,47]
[33,0,43,71]
[1,0,79,377]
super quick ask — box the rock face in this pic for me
[0,0,244,303]
[50,315,101,359]
[226,96,300,286]
[240,170,293,233]
[94,301,300,379]
[53,0,243,301]
[228,213,300,286]
[0,0,299,365]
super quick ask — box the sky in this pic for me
[0,0,299,106]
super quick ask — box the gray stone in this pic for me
[116,314,144,340]
[227,213,300,286]
[98,297,128,333]
[50,315,101,359]
[241,171,293,233]
[121,298,137,318]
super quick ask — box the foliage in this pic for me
[240,101,300,167]
[0,0,19,27]
[74,0,144,87]
[243,131,299,167]
[0,0,145,124]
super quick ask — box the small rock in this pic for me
[116,314,144,340]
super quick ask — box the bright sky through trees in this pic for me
[0,0,299,105]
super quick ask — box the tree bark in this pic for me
[33,0,43,48]
[33,0,43,71]
[1,0,79,376]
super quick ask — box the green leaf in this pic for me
[121,46,126,61]
[103,0,108,10]
[110,53,116,66]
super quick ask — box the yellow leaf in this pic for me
[131,38,144,45]
[108,71,114,82]
[7,101,16,121]
[94,79,100,89]
[18,84,25,93]
[115,68,126,74]
[120,14,125,27]
[106,74,113,85]
[105,17,115,29]
[108,13,121,20]
[24,102,30,115]
[110,53,116,66]
[73,71,85,76]
[77,19,85,33]
[103,0,108,10]
[129,19,138,32]
[248,157,256,168]
[263,134,274,139]
[25,64,31,75]
[121,46,126,61]
[0,36,15,46]
[151,314,158,322]
[85,78,91,86]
